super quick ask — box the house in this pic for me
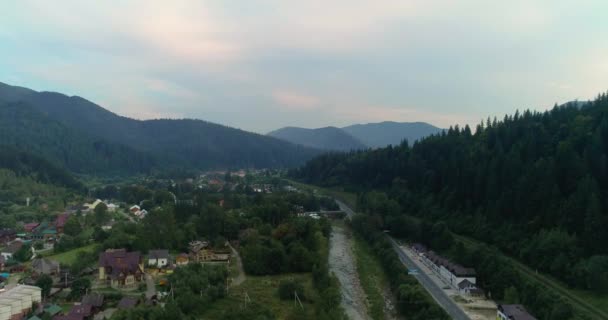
[81,293,104,313]
[0,229,16,245]
[442,264,476,287]
[1,240,23,260]
[98,249,143,288]
[497,304,537,320]
[422,251,476,288]
[176,253,189,266]
[105,203,119,212]
[30,221,52,240]
[0,285,42,320]
[83,199,103,212]
[54,213,70,234]
[189,241,230,263]
[41,229,57,241]
[44,304,63,317]
[457,279,477,295]
[148,250,169,268]
[32,258,61,276]
[117,297,139,310]
[411,243,427,255]
[24,223,40,233]
[129,205,148,219]
[53,314,85,320]
[136,209,148,218]
[67,303,93,319]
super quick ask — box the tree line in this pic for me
[292,92,608,294]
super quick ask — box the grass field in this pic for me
[43,243,99,265]
[353,234,389,320]
[202,273,318,319]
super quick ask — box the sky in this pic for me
[1,1,607,133]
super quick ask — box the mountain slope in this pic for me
[342,121,443,148]
[0,81,321,173]
[0,101,155,175]
[293,91,608,296]
[268,126,367,151]
[0,145,84,190]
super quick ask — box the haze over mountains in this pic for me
[267,126,367,151]
[0,81,321,174]
[0,80,444,176]
[268,122,443,151]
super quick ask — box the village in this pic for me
[0,171,349,320]
[0,169,542,320]
[1,198,236,320]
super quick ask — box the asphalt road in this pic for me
[335,198,470,320]
[387,237,471,320]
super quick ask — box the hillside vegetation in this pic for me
[0,81,320,175]
[293,93,608,296]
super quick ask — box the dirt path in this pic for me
[329,224,370,320]
[229,244,246,287]
[145,274,156,299]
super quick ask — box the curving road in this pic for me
[387,237,470,320]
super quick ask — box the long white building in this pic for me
[0,285,42,320]
[412,243,480,295]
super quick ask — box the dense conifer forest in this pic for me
[293,93,608,294]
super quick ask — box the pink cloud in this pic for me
[271,90,320,111]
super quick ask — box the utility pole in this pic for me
[294,291,303,309]
[244,291,251,307]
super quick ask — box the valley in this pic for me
[3,2,607,320]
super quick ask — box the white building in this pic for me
[106,203,119,212]
[0,285,42,320]
[84,199,103,212]
[1,241,23,261]
[148,250,169,268]
[420,250,477,290]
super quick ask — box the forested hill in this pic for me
[0,101,156,175]
[268,126,367,151]
[0,81,321,173]
[292,93,608,293]
[0,145,84,190]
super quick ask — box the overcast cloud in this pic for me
[1,1,607,133]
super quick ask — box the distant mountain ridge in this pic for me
[0,81,321,175]
[267,126,367,151]
[268,121,443,150]
[342,121,444,148]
